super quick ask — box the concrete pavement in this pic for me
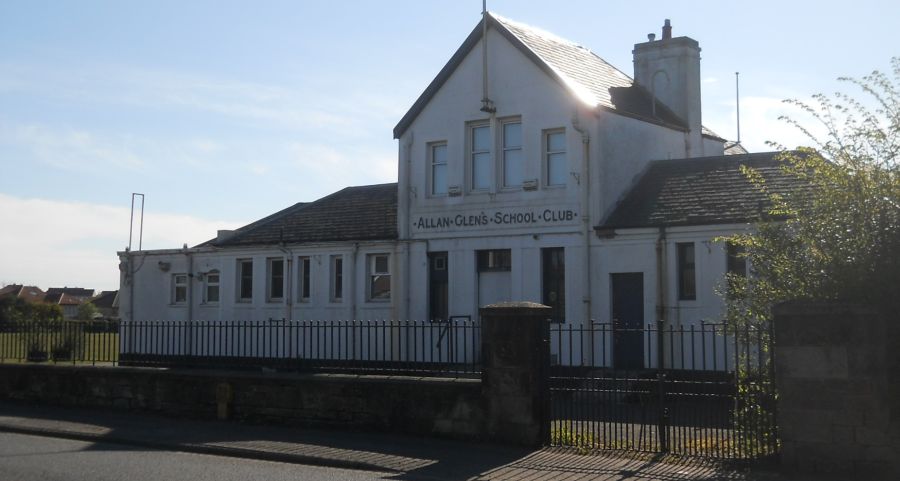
[0,401,823,480]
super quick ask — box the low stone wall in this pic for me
[0,303,552,446]
[0,364,485,439]
[774,301,899,476]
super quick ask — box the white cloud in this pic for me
[704,95,823,152]
[0,122,146,172]
[0,194,244,291]
[0,62,402,134]
[287,142,396,187]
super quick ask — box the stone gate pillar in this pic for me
[774,301,898,476]
[479,301,551,447]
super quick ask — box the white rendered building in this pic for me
[118,15,803,368]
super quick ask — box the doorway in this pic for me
[611,272,644,369]
[428,252,448,321]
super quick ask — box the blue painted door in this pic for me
[611,273,644,370]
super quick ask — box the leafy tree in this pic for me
[32,302,63,322]
[723,57,900,326]
[76,301,98,320]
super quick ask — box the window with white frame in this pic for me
[502,120,523,188]
[367,254,391,301]
[172,273,188,304]
[298,256,311,302]
[545,129,567,186]
[677,243,696,301]
[204,270,220,304]
[237,259,253,302]
[430,142,448,196]
[330,255,343,302]
[267,257,284,302]
[726,243,748,278]
[470,123,491,191]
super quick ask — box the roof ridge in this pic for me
[489,12,588,50]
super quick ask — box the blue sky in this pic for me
[1,0,897,291]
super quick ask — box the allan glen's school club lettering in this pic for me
[414,209,577,230]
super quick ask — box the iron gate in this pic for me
[547,321,777,460]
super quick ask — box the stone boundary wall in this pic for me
[0,302,551,446]
[774,301,899,476]
[0,364,486,439]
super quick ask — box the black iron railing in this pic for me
[0,319,482,378]
[548,321,777,460]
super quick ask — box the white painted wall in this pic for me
[119,241,397,323]
[119,20,742,370]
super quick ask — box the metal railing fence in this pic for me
[0,319,481,378]
[548,320,777,460]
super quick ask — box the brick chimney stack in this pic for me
[633,19,703,157]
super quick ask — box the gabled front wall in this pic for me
[397,25,725,325]
[399,28,586,235]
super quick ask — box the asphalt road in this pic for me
[0,432,389,481]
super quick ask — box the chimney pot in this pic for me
[647,33,656,42]
[662,19,672,39]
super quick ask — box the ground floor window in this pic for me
[237,259,253,301]
[298,257,311,301]
[726,242,748,278]
[368,254,391,301]
[476,249,511,271]
[677,242,696,300]
[330,255,343,302]
[204,270,219,303]
[267,258,285,302]
[172,274,187,304]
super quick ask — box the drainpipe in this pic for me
[402,133,414,321]
[655,226,668,322]
[572,111,592,323]
[126,251,134,322]
[277,245,294,320]
[185,249,194,322]
[351,242,359,320]
[655,227,667,369]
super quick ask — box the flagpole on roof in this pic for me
[735,71,741,145]
[480,0,495,113]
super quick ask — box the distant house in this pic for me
[0,284,47,303]
[45,287,95,303]
[43,292,81,319]
[90,290,119,320]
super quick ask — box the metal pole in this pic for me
[735,72,741,144]
[657,319,669,452]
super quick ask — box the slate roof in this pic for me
[44,292,84,305]
[394,13,723,139]
[206,183,398,248]
[724,141,749,155]
[599,152,810,229]
[90,290,118,309]
[0,284,46,302]
[45,287,94,299]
